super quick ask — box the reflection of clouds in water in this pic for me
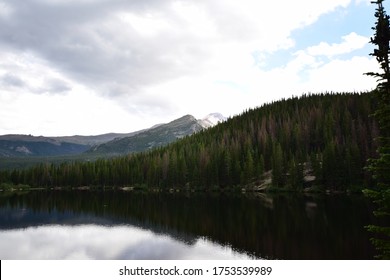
[0,225,252,260]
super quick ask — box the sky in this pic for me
[0,0,386,136]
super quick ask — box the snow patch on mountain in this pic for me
[199,113,227,128]
[15,146,32,154]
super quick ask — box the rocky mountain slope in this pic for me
[0,113,226,157]
[0,135,89,157]
[87,115,205,155]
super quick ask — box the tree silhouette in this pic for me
[364,0,390,259]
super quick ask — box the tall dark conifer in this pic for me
[364,0,390,259]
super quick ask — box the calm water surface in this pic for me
[0,190,378,259]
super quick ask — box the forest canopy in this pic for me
[0,92,379,191]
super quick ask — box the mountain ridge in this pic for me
[0,92,378,191]
[0,113,226,157]
[87,114,207,156]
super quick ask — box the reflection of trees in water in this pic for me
[0,191,378,259]
[0,191,198,245]
[250,192,274,209]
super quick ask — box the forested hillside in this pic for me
[86,115,204,155]
[0,92,379,191]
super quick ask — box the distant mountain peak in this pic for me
[87,114,204,155]
[171,114,197,123]
[0,113,226,157]
[199,113,227,128]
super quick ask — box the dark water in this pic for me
[0,190,378,259]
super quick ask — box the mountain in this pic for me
[0,113,225,159]
[0,132,149,157]
[54,132,145,146]
[1,93,378,191]
[0,135,90,157]
[87,114,204,155]
[199,113,227,128]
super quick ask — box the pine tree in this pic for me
[364,0,390,259]
[271,142,284,188]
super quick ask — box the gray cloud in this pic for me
[0,0,361,128]
[0,73,26,88]
[0,72,70,95]
[36,77,72,94]
[0,0,210,99]
[1,0,321,107]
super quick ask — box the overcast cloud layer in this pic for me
[0,0,382,135]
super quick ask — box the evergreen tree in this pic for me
[364,0,390,259]
[271,142,284,188]
[0,92,379,192]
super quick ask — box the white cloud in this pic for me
[246,31,376,100]
[306,32,368,58]
[286,31,377,93]
[302,56,377,92]
[354,0,371,5]
[118,12,172,37]
[0,81,141,136]
[0,51,72,95]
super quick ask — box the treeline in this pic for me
[0,92,379,191]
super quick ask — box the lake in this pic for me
[0,190,378,259]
